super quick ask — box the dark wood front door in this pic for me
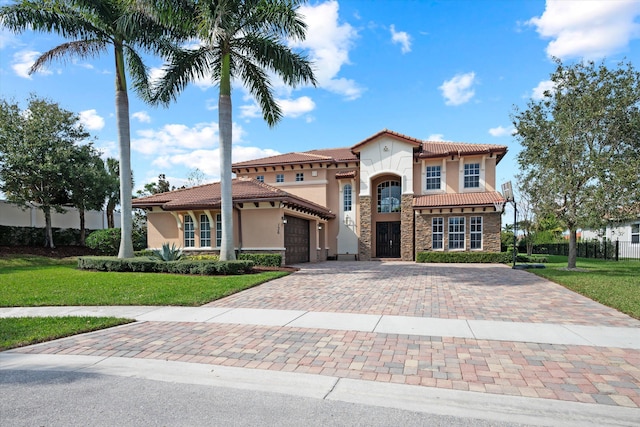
[284,215,309,264]
[376,221,401,258]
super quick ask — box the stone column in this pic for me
[400,195,414,261]
[359,195,371,261]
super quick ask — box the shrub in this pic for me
[188,254,220,261]
[416,252,510,263]
[78,257,254,275]
[152,243,184,261]
[238,253,282,267]
[85,229,121,255]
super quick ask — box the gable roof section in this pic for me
[350,129,423,152]
[419,140,507,163]
[413,191,505,208]
[133,179,335,220]
[232,147,357,170]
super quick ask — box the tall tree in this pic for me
[1,0,171,258]
[0,96,87,248]
[513,59,640,268]
[147,0,316,260]
[68,144,111,245]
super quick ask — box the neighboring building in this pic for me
[133,130,507,264]
[0,200,118,230]
[581,217,640,259]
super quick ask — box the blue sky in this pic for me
[1,0,640,194]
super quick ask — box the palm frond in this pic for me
[30,40,108,74]
[235,55,282,126]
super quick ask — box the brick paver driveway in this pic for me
[13,262,640,408]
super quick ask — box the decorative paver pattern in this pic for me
[206,262,640,327]
[14,321,640,408]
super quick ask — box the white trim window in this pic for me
[256,175,264,183]
[425,166,441,191]
[295,172,304,182]
[632,223,639,244]
[464,163,480,188]
[200,214,211,247]
[470,216,482,249]
[276,174,284,183]
[432,217,444,250]
[377,180,401,213]
[343,184,352,212]
[184,215,195,247]
[448,217,465,249]
[215,213,222,247]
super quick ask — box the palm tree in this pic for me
[0,0,169,258]
[147,0,316,260]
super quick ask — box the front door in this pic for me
[376,221,401,258]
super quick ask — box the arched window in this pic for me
[377,180,401,213]
[184,215,195,247]
[343,184,352,212]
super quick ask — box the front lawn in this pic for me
[528,255,640,320]
[0,255,289,307]
[0,316,132,351]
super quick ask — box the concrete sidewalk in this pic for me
[1,305,638,349]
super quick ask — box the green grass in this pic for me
[528,255,640,320]
[0,255,289,307]
[0,316,132,351]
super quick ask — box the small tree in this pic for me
[68,144,111,245]
[0,96,89,248]
[513,59,640,268]
[105,158,121,229]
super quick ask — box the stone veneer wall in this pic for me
[358,196,372,261]
[401,195,414,261]
[415,211,502,254]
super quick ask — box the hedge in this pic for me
[238,253,282,267]
[416,252,510,263]
[0,225,95,246]
[78,256,254,275]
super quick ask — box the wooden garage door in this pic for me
[284,215,309,264]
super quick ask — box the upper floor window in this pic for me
[200,214,211,247]
[256,175,264,183]
[632,223,639,244]
[343,184,352,212]
[377,180,401,213]
[295,172,304,182]
[276,174,284,183]
[184,215,195,247]
[464,163,480,188]
[425,166,441,190]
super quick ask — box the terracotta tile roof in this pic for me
[335,170,357,179]
[413,191,506,208]
[351,129,423,152]
[133,179,335,219]
[419,140,507,162]
[232,147,357,169]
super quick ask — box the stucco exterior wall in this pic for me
[357,136,415,196]
[240,207,284,250]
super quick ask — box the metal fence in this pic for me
[522,241,640,261]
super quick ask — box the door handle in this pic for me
[390,240,393,246]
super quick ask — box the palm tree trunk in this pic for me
[115,44,134,258]
[219,53,235,261]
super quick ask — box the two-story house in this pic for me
[133,130,508,264]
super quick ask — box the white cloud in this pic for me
[439,72,476,106]
[0,28,18,49]
[427,134,445,141]
[11,50,49,79]
[292,0,364,100]
[531,79,555,100]
[390,24,411,54]
[239,103,261,120]
[279,96,316,118]
[132,111,151,123]
[528,0,640,59]
[488,126,516,137]
[133,122,219,155]
[79,109,105,130]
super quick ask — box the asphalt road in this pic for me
[1,369,528,427]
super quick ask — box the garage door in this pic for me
[284,215,309,264]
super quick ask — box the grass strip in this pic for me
[0,316,132,351]
[528,255,640,320]
[0,255,289,307]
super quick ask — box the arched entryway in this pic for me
[372,175,402,258]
